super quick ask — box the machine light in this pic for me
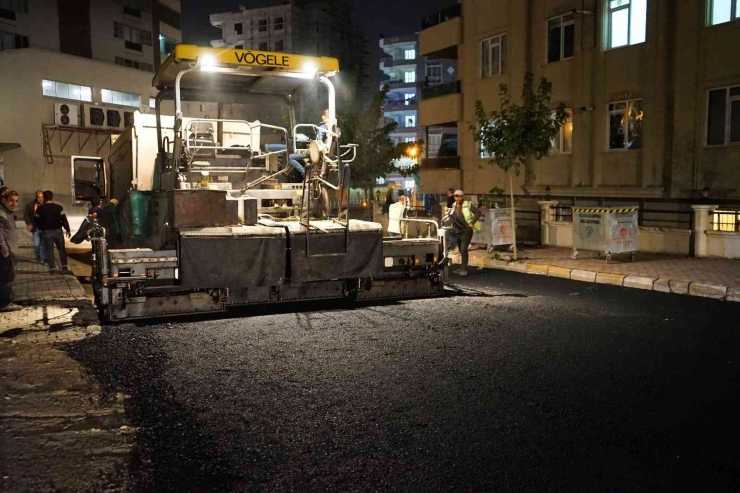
[303,62,318,77]
[200,55,217,71]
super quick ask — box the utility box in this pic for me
[571,206,639,262]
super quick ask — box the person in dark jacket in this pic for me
[446,187,456,209]
[23,190,47,264]
[0,190,21,311]
[35,190,71,274]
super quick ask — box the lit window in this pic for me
[548,14,575,63]
[551,110,573,153]
[42,79,92,102]
[707,0,740,25]
[481,34,507,78]
[608,99,643,150]
[607,0,647,49]
[404,71,416,83]
[426,64,442,84]
[102,89,140,107]
[404,137,416,143]
[404,48,416,60]
[149,97,156,109]
[404,93,416,105]
[706,85,740,145]
[404,180,414,189]
[405,115,416,127]
[160,34,177,55]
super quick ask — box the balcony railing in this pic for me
[422,156,460,169]
[421,4,461,30]
[383,98,418,108]
[421,80,459,99]
[381,79,417,89]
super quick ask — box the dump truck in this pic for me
[74,46,445,323]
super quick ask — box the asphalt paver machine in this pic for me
[84,46,445,322]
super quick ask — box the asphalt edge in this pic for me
[449,254,738,303]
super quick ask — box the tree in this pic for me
[339,88,401,196]
[471,73,567,260]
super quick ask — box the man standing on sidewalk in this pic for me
[0,190,22,311]
[446,190,481,277]
[23,190,46,264]
[35,191,71,274]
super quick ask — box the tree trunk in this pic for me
[509,171,518,260]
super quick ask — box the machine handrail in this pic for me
[184,118,289,153]
[399,218,441,238]
[292,123,339,154]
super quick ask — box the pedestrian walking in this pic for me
[23,190,47,264]
[0,190,22,311]
[388,195,408,238]
[445,190,481,277]
[35,190,71,274]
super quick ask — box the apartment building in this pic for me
[418,0,740,210]
[0,0,182,71]
[210,0,368,109]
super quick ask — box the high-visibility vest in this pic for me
[460,201,481,232]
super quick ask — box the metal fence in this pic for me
[550,205,695,230]
[421,80,460,100]
[421,3,461,30]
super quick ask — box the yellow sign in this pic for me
[172,45,339,74]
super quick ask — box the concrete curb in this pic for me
[449,253,737,303]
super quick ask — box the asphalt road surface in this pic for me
[65,269,740,492]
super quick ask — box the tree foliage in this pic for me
[471,73,567,176]
[339,88,401,192]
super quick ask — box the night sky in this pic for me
[180,0,455,95]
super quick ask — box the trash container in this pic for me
[571,206,639,262]
[472,208,514,253]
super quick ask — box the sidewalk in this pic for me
[449,246,740,302]
[0,223,99,343]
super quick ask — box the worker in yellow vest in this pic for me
[446,190,481,276]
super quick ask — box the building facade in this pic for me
[418,0,740,210]
[0,0,182,71]
[210,0,368,110]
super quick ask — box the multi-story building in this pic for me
[379,34,458,200]
[418,0,740,212]
[210,0,368,110]
[0,0,182,71]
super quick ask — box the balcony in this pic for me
[419,81,460,127]
[382,97,418,110]
[422,156,459,169]
[419,4,461,59]
[419,156,461,194]
[380,79,417,91]
[379,56,417,74]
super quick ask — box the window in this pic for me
[0,30,28,51]
[404,71,416,83]
[123,5,141,17]
[405,115,416,128]
[102,89,140,108]
[428,134,442,157]
[404,137,416,143]
[42,80,92,102]
[159,5,180,30]
[708,0,740,25]
[426,64,442,84]
[404,48,416,60]
[707,85,740,145]
[115,56,153,72]
[149,97,156,109]
[259,41,268,51]
[481,34,507,78]
[274,39,284,51]
[258,19,268,32]
[607,0,647,49]
[114,22,152,47]
[0,0,27,20]
[404,180,415,189]
[548,14,575,63]
[159,34,177,55]
[234,22,243,35]
[551,110,573,153]
[274,16,284,31]
[608,99,643,150]
[404,93,416,105]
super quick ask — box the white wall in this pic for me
[707,232,740,259]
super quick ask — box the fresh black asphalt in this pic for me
[65,269,740,492]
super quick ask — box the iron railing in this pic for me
[383,97,418,108]
[421,80,460,99]
[549,205,695,229]
[421,4,461,30]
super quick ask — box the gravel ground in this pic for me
[62,269,740,492]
